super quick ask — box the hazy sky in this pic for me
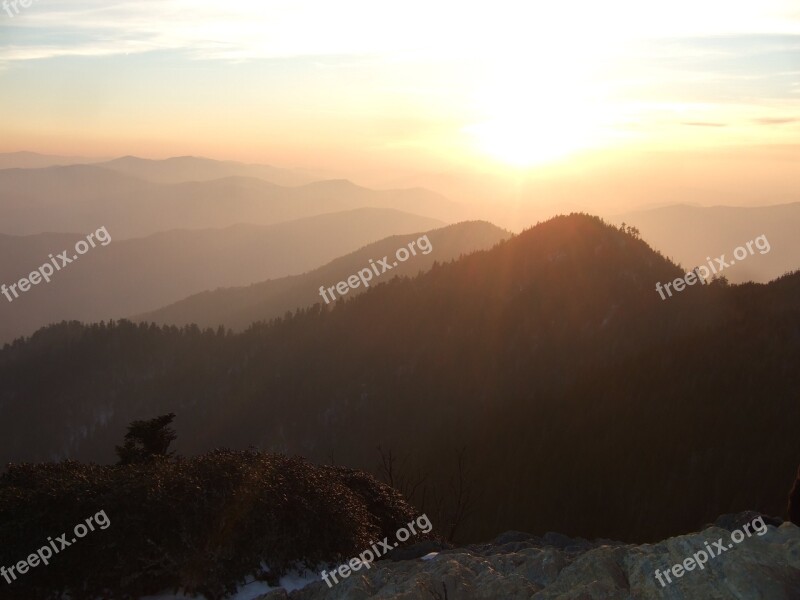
[0,1,798,207]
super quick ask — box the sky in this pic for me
[0,0,799,210]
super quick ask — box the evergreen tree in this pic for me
[115,413,177,465]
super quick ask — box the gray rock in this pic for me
[254,590,290,600]
[540,531,581,549]
[491,531,535,545]
[711,511,783,532]
[285,514,800,599]
[386,540,452,561]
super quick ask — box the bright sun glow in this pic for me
[464,41,624,167]
[454,4,642,168]
[466,92,613,167]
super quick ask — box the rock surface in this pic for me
[276,515,800,599]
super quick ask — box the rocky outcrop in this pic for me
[789,465,800,526]
[279,514,800,599]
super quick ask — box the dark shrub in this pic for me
[0,451,428,599]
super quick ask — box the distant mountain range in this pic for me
[97,155,314,187]
[612,202,800,283]
[0,208,444,344]
[2,214,797,544]
[135,220,509,330]
[0,151,105,169]
[1,153,796,285]
[0,158,465,238]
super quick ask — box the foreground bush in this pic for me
[0,450,424,599]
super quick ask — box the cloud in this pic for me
[681,121,728,127]
[754,117,798,124]
[1,0,799,64]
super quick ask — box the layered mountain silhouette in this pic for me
[0,162,463,238]
[0,208,443,344]
[1,214,798,544]
[0,151,103,169]
[612,202,800,283]
[135,220,509,330]
[98,155,315,187]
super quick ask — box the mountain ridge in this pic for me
[1,213,798,543]
[0,164,460,238]
[134,220,510,330]
[0,208,444,344]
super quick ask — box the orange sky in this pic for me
[1,1,798,211]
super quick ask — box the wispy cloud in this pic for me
[1,0,799,64]
[681,121,728,127]
[754,117,798,124]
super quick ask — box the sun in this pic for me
[465,71,617,167]
[465,109,604,168]
[463,36,622,168]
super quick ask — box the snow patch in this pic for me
[140,567,319,600]
[421,552,439,561]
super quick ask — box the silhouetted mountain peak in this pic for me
[1,211,798,550]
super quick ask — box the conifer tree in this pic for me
[116,413,177,464]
